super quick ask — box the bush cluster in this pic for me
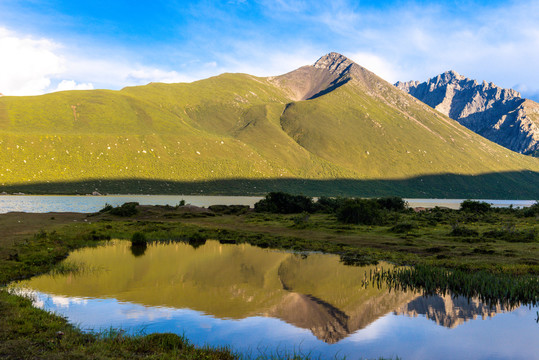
[131,232,147,246]
[254,192,407,225]
[254,192,314,214]
[109,202,139,217]
[521,202,539,217]
[449,224,479,237]
[460,200,492,213]
[336,199,383,225]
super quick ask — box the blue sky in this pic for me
[1,0,538,101]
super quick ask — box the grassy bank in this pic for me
[0,213,238,359]
[0,201,537,358]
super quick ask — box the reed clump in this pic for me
[365,265,539,308]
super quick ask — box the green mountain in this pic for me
[1,52,538,197]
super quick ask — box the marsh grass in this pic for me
[365,265,539,308]
[48,261,85,276]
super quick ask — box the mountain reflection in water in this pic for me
[12,240,515,344]
[395,294,514,329]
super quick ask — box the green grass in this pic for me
[1,70,538,197]
[1,203,537,358]
[0,290,237,359]
[0,205,417,359]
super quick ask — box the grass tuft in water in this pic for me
[366,265,539,308]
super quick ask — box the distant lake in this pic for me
[10,240,539,360]
[0,195,536,214]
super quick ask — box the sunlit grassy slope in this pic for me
[1,59,538,196]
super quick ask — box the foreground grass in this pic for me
[0,206,417,359]
[0,214,237,359]
[1,201,538,358]
[0,290,236,359]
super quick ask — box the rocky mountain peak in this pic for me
[436,70,465,84]
[270,52,360,101]
[313,52,356,77]
[395,71,539,156]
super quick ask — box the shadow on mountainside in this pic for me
[1,171,539,199]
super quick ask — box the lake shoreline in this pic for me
[0,203,537,359]
[1,194,536,214]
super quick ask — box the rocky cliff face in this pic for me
[396,71,539,156]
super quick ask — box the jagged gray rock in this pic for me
[396,71,539,156]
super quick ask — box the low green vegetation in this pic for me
[131,231,147,246]
[368,265,538,308]
[0,195,538,358]
[460,199,492,213]
[107,202,140,217]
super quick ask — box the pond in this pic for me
[9,240,539,360]
[0,195,536,213]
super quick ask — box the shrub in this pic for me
[521,201,539,217]
[99,203,113,213]
[254,192,314,214]
[131,232,147,246]
[291,212,310,228]
[376,196,407,212]
[449,224,479,237]
[483,228,537,243]
[187,232,207,248]
[460,199,491,213]
[314,196,347,213]
[390,222,416,233]
[110,202,139,217]
[336,199,382,225]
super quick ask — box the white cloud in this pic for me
[126,67,193,84]
[2,1,539,101]
[348,51,401,83]
[55,80,94,92]
[210,42,320,78]
[0,27,197,96]
[59,57,197,90]
[0,27,64,95]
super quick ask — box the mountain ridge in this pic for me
[396,71,539,156]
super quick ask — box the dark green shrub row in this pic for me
[100,202,139,217]
[254,192,315,214]
[254,192,406,215]
[460,199,492,213]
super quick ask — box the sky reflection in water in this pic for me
[11,240,539,360]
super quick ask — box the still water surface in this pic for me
[0,195,535,213]
[10,240,539,360]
